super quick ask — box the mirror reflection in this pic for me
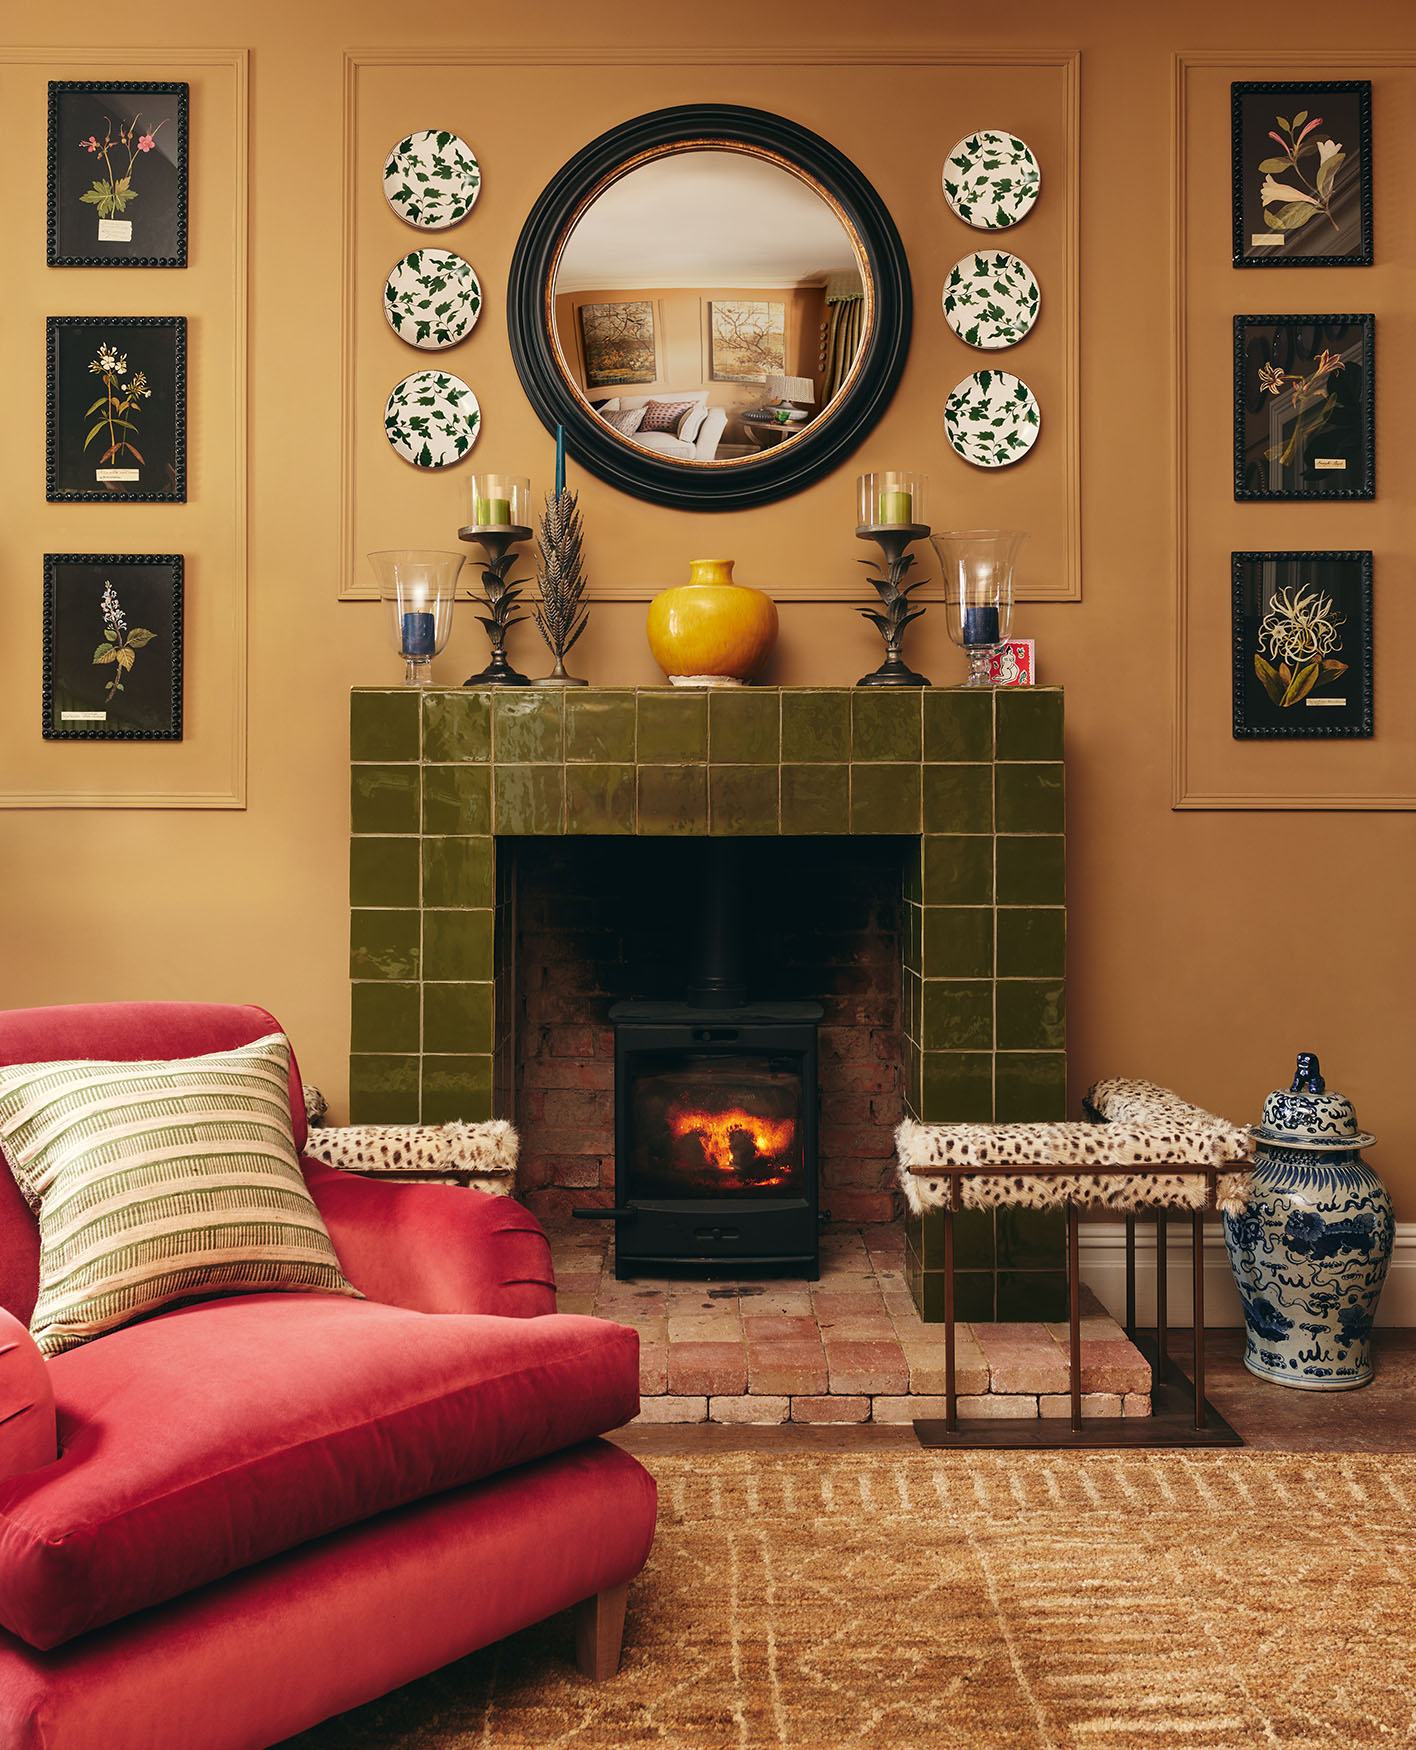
[552,149,868,466]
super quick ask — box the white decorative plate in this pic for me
[383,370,481,468]
[942,251,1040,350]
[383,248,483,349]
[942,131,1041,230]
[944,369,1041,468]
[382,130,481,230]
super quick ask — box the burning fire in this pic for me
[667,1105,796,1176]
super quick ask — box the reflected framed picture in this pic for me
[1233,314,1373,501]
[577,300,657,388]
[708,300,787,382]
[43,554,183,741]
[1232,551,1371,739]
[47,81,188,268]
[1232,81,1370,268]
[47,316,186,502]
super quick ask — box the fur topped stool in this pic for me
[303,1119,518,1196]
[895,1078,1252,1450]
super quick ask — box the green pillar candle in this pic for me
[878,487,913,526]
[474,496,511,527]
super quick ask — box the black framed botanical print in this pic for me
[47,317,186,502]
[1232,551,1371,739]
[1232,81,1371,268]
[1234,315,1373,501]
[47,81,188,268]
[43,555,183,741]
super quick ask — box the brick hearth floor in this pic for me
[547,1222,1152,1427]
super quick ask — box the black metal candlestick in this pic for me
[854,521,932,687]
[458,523,532,687]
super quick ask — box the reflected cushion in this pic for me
[639,398,697,433]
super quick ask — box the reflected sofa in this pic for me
[594,387,728,459]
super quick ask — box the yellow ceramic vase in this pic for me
[646,560,779,687]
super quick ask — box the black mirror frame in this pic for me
[507,104,912,513]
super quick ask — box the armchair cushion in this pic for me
[0,1292,638,1650]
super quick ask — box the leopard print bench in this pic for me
[896,1077,1252,1214]
[302,1119,518,1194]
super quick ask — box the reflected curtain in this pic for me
[820,273,866,405]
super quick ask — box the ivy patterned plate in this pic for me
[942,131,1041,230]
[383,370,481,468]
[383,248,483,350]
[942,251,1040,350]
[382,130,481,230]
[944,369,1041,469]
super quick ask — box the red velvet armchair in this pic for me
[0,1002,656,1750]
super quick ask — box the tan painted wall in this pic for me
[4,2,1414,1207]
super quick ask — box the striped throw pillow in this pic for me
[0,1033,359,1357]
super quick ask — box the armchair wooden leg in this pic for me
[574,1581,630,1680]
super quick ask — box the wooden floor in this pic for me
[615,1329,1416,1453]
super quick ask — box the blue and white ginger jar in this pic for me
[1224,1052,1391,1390]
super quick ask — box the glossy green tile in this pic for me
[902,839,923,904]
[422,690,491,762]
[350,690,419,762]
[350,981,420,1053]
[565,690,636,762]
[903,904,922,977]
[996,1271,1067,1322]
[780,764,848,834]
[420,1053,493,1123]
[922,908,993,978]
[905,1036,922,1116]
[637,764,707,835]
[850,764,921,834]
[996,980,1065,1050]
[423,981,494,1054]
[423,909,494,980]
[637,691,707,762]
[923,764,993,833]
[997,688,1063,761]
[996,763,1064,834]
[851,689,922,761]
[709,689,780,763]
[350,837,419,908]
[565,764,636,834]
[422,836,494,908]
[920,1051,993,1121]
[348,1054,420,1124]
[709,765,778,835]
[351,765,419,835]
[922,834,993,904]
[922,980,993,1050]
[916,1207,996,1271]
[995,1051,1067,1120]
[997,908,1065,977]
[924,688,993,761]
[494,765,563,835]
[998,1207,1064,1269]
[781,690,851,762]
[422,764,491,835]
[996,835,1065,905]
[350,909,419,980]
[903,966,921,1042]
[916,1269,994,1323]
[493,690,563,762]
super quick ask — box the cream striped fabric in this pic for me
[0,1032,359,1357]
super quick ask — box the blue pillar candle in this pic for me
[401,610,436,657]
[554,425,566,498]
[962,605,1001,647]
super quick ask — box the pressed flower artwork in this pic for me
[48,82,187,267]
[43,555,183,741]
[1234,315,1373,500]
[1232,82,1371,267]
[48,318,186,502]
[1232,552,1371,738]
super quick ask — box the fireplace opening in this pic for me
[627,1053,804,1200]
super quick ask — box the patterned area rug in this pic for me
[289,1451,1416,1748]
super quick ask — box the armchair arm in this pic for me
[0,1310,56,1480]
[303,1161,556,1317]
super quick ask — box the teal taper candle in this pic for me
[554,425,565,498]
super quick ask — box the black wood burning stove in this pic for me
[575,841,822,1278]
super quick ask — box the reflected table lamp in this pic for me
[765,374,815,425]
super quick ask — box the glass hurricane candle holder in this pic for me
[930,529,1024,687]
[857,470,926,533]
[368,549,463,685]
[468,474,530,534]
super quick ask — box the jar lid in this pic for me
[1249,1052,1375,1151]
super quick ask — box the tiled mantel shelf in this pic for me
[349,684,1066,1319]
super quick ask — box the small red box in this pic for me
[986,639,1034,686]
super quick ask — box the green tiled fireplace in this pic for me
[349,684,1066,1317]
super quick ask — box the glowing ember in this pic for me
[667,1105,796,1176]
